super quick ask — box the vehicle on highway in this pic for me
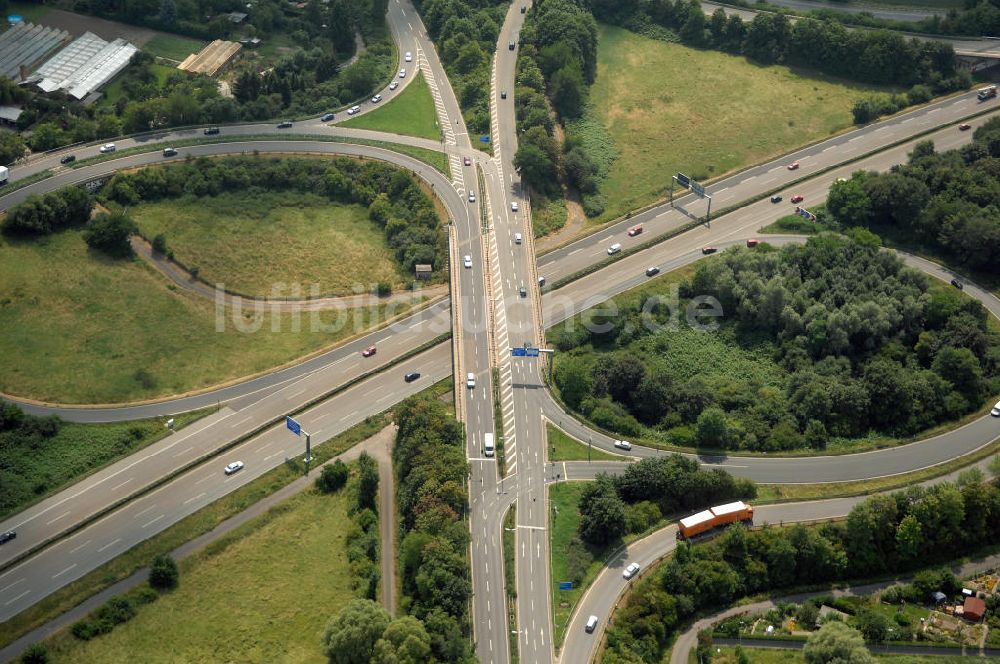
[277,121,293,128]
[463,156,471,166]
[0,530,15,545]
[538,276,545,287]
[347,105,361,115]
[371,94,382,103]
[978,84,997,101]
[99,143,116,153]
[399,68,406,78]
[60,154,76,164]
[992,401,1000,417]
[501,90,507,99]
[484,432,495,457]
[389,81,398,90]
[224,461,244,475]
[790,194,804,203]
[746,238,759,247]
[678,501,753,540]
[770,194,782,203]
[467,372,476,388]
[623,562,641,579]
[362,345,377,357]
[702,246,717,255]
[607,243,621,255]
[404,372,421,383]
[959,123,972,131]
[0,165,6,184]
[464,255,472,269]
[521,4,526,12]
[508,40,516,51]
[613,439,632,450]
[405,51,412,62]
[519,285,527,298]
[514,233,522,244]
[627,224,642,236]
[645,266,660,277]
[511,201,519,212]
[468,190,476,203]
[787,161,799,170]
[951,278,964,290]
[162,147,178,157]
[585,615,599,633]
[321,112,335,122]
[204,127,220,135]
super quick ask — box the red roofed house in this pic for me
[963,596,986,622]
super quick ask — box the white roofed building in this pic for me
[26,32,138,100]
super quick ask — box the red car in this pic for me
[787,161,800,170]
[362,345,377,357]
[627,224,643,237]
[702,246,718,255]
[463,156,472,166]
[959,123,971,131]
[790,194,804,204]
[746,238,759,247]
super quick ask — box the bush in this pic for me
[151,233,168,254]
[71,620,98,640]
[316,459,350,493]
[376,281,392,297]
[83,212,135,258]
[148,554,179,590]
[20,644,49,664]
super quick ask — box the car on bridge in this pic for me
[362,345,377,357]
[224,461,244,475]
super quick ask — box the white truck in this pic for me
[484,432,495,457]
[978,85,997,101]
[0,165,8,185]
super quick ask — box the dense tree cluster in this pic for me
[0,404,62,515]
[392,395,475,663]
[414,0,509,134]
[604,475,1000,663]
[2,187,94,236]
[83,212,137,258]
[343,453,381,600]
[552,235,1000,451]
[323,599,434,664]
[102,156,446,274]
[827,120,1000,274]
[578,456,756,546]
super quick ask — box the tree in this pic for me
[316,459,349,493]
[323,599,391,664]
[0,130,26,165]
[83,212,135,258]
[932,346,984,404]
[555,355,592,411]
[895,514,923,564]
[513,143,557,195]
[695,407,731,449]
[853,607,889,642]
[159,0,176,25]
[804,621,874,664]
[372,616,432,664]
[549,63,586,119]
[357,452,379,511]
[148,554,179,590]
[579,476,627,545]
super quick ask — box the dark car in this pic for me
[959,123,972,131]
[519,286,527,298]
[162,147,178,157]
[951,278,964,290]
[521,5,526,13]
[509,41,516,50]
[404,372,421,382]
[501,90,507,99]
[204,127,220,135]
[0,530,15,545]
[277,121,293,129]
[770,194,782,203]
[645,266,660,277]
[60,154,76,164]
[702,246,718,255]
[321,112,335,122]
[746,238,759,247]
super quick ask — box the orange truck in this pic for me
[677,501,753,540]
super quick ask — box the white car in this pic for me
[405,51,412,62]
[224,461,244,475]
[371,94,382,103]
[389,81,399,90]
[511,201,519,212]
[514,233,522,244]
[623,562,640,579]
[607,243,621,255]
[613,439,632,451]
[468,190,476,203]
[399,68,406,78]
[992,401,1000,417]
[347,105,361,115]
[467,372,476,388]
[99,143,116,153]
[463,255,472,269]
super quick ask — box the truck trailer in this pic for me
[979,85,997,101]
[0,165,8,185]
[677,501,753,539]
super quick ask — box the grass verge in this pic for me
[341,71,441,141]
[504,505,518,664]
[1,408,214,520]
[130,190,405,297]
[705,646,985,664]
[0,378,452,651]
[546,423,620,462]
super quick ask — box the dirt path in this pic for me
[0,424,399,663]
[535,194,585,253]
[131,236,447,311]
[368,426,398,614]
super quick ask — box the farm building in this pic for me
[0,21,70,81]
[963,596,986,622]
[178,40,242,77]
[24,31,138,101]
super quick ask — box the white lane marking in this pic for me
[4,590,30,606]
[69,539,92,554]
[143,514,165,529]
[97,538,121,552]
[45,510,70,526]
[52,563,77,579]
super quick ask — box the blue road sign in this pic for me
[692,181,705,197]
[286,416,302,436]
[525,348,540,357]
[559,582,573,590]
[480,135,490,143]
[511,347,527,357]
[676,172,690,188]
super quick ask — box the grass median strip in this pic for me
[547,423,620,462]
[340,71,441,141]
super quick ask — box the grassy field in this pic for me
[0,408,213,519]
[703,648,990,664]
[590,24,882,223]
[143,34,205,61]
[43,486,355,663]
[131,190,404,297]
[99,62,175,109]
[547,423,620,462]
[0,230,420,403]
[532,196,568,239]
[341,71,441,141]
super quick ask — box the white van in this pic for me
[467,372,476,388]
[484,432,495,457]
[514,233,522,244]
[585,615,599,633]
[607,243,621,255]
